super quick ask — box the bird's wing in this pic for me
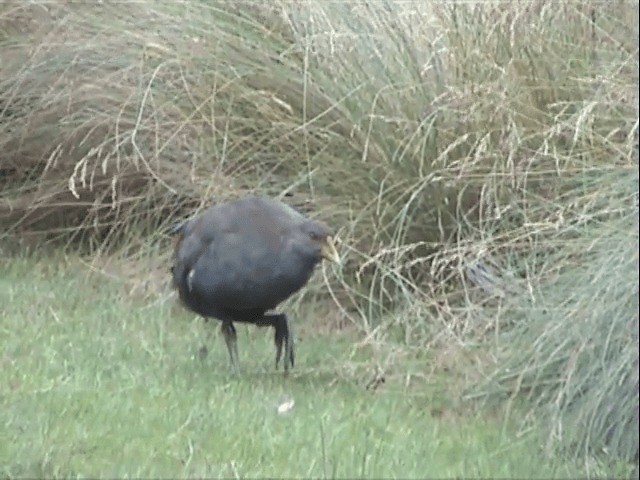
[188,227,310,311]
[178,197,314,311]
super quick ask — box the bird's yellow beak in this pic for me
[320,236,341,264]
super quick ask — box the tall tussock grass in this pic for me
[1,0,637,465]
[468,168,638,465]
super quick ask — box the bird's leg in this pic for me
[221,321,240,374]
[198,316,211,360]
[271,313,295,373]
[274,323,284,370]
[283,314,295,373]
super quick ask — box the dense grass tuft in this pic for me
[469,169,639,465]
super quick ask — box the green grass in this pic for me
[0,254,624,478]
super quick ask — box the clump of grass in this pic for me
[2,2,635,285]
[467,168,639,466]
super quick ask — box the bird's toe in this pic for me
[198,345,209,361]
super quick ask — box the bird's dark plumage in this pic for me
[171,195,340,374]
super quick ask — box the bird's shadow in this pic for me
[237,369,342,386]
[192,351,345,387]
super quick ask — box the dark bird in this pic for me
[171,195,340,374]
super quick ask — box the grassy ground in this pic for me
[1,253,624,479]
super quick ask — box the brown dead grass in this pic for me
[1,0,636,344]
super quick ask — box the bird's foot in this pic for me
[198,345,209,361]
[229,360,240,375]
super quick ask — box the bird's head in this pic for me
[299,220,341,265]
